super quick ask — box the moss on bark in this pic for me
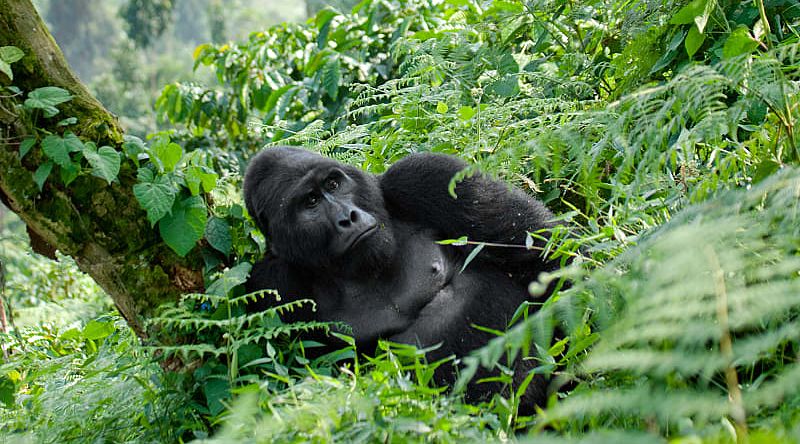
[0,0,204,337]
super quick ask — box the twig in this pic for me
[707,246,748,444]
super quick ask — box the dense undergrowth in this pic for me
[1,0,799,442]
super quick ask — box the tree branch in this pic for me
[0,0,203,337]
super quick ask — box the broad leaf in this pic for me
[19,137,36,159]
[723,26,759,59]
[457,106,475,121]
[60,159,81,186]
[670,0,705,25]
[133,168,177,226]
[322,56,341,100]
[24,87,72,118]
[185,166,218,195]
[82,319,115,340]
[487,75,519,97]
[0,46,24,80]
[41,133,82,167]
[497,51,519,75]
[158,195,208,257]
[205,217,233,256]
[206,262,252,296]
[84,144,121,184]
[150,135,183,172]
[121,135,147,167]
[33,161,54,191]
[685,25,705,57]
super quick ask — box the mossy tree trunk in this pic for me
[0,0,203,337]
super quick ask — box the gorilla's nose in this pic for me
[338,210,359,228]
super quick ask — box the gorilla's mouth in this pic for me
[347,224,378,250]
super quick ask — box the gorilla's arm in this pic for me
[245,253,314,320]
[380,153,558,279]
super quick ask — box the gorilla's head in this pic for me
[244,147,395,273]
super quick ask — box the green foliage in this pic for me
[0,211,110,326]
[128,133,222,256]
[120,0,176,48]
[0,316,192,443]
[6,0,800,441]
[147,279,333,420]
[158,195,208,257]
[23,87,72,118]
[516,168,800,440]
[0,46,24,81]
[198,342,498,443]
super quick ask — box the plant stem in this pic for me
[707,246,748,444]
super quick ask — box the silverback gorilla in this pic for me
[244,146,558,407]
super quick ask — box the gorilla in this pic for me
[244,146,559,407]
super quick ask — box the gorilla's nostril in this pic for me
[339,218,351,228]
[350,210,359,223]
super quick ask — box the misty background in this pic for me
[31,0,359,135]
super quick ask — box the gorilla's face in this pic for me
[244,147,395,272]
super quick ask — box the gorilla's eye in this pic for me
[305,194,320,208]
[324,178,339,191]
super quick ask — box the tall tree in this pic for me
[0,0,203,337]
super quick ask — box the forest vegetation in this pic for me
[0,0,798,442]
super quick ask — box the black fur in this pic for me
[244,146,558,408]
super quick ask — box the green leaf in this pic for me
[198,169,218,193]
[723,26,759,59]
[0,46,23,63]
[685,25,705,57]
[24,87,72,118]
[459,243,485,274]
[185,171,201,195]
[315,7,338,30]
[158,195,208,257]
[185,166,218,195]
[19,137,36,159]
[487,75,519,97]
[60,159,81,186]
[669,0,705,25]
[84,145,121,184]
[133,168,177,226]
[316,8,338,48]
[548,337,569,357]
[41,133,82,167]
[457,106,475,121]
[497,51,519,76]
[57,117,77,126]
[0,61,11,81]
[205,217,233,256]
[650,29,686,74]
[150,135,183,172]
[437,236,469,246]
[436,101,449,114]
[33,161,54,191]
[321,56,340,100]
[83,319,115,340]
[206,262,251,296]
[0,376,15,408]
[752,160,779,184]
[121,135,146,167]
[202,378,229,417]
[0,46,24,80]
[263,84,294,113]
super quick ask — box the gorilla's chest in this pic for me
[311,227,461,343]
[310,225,527,348]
